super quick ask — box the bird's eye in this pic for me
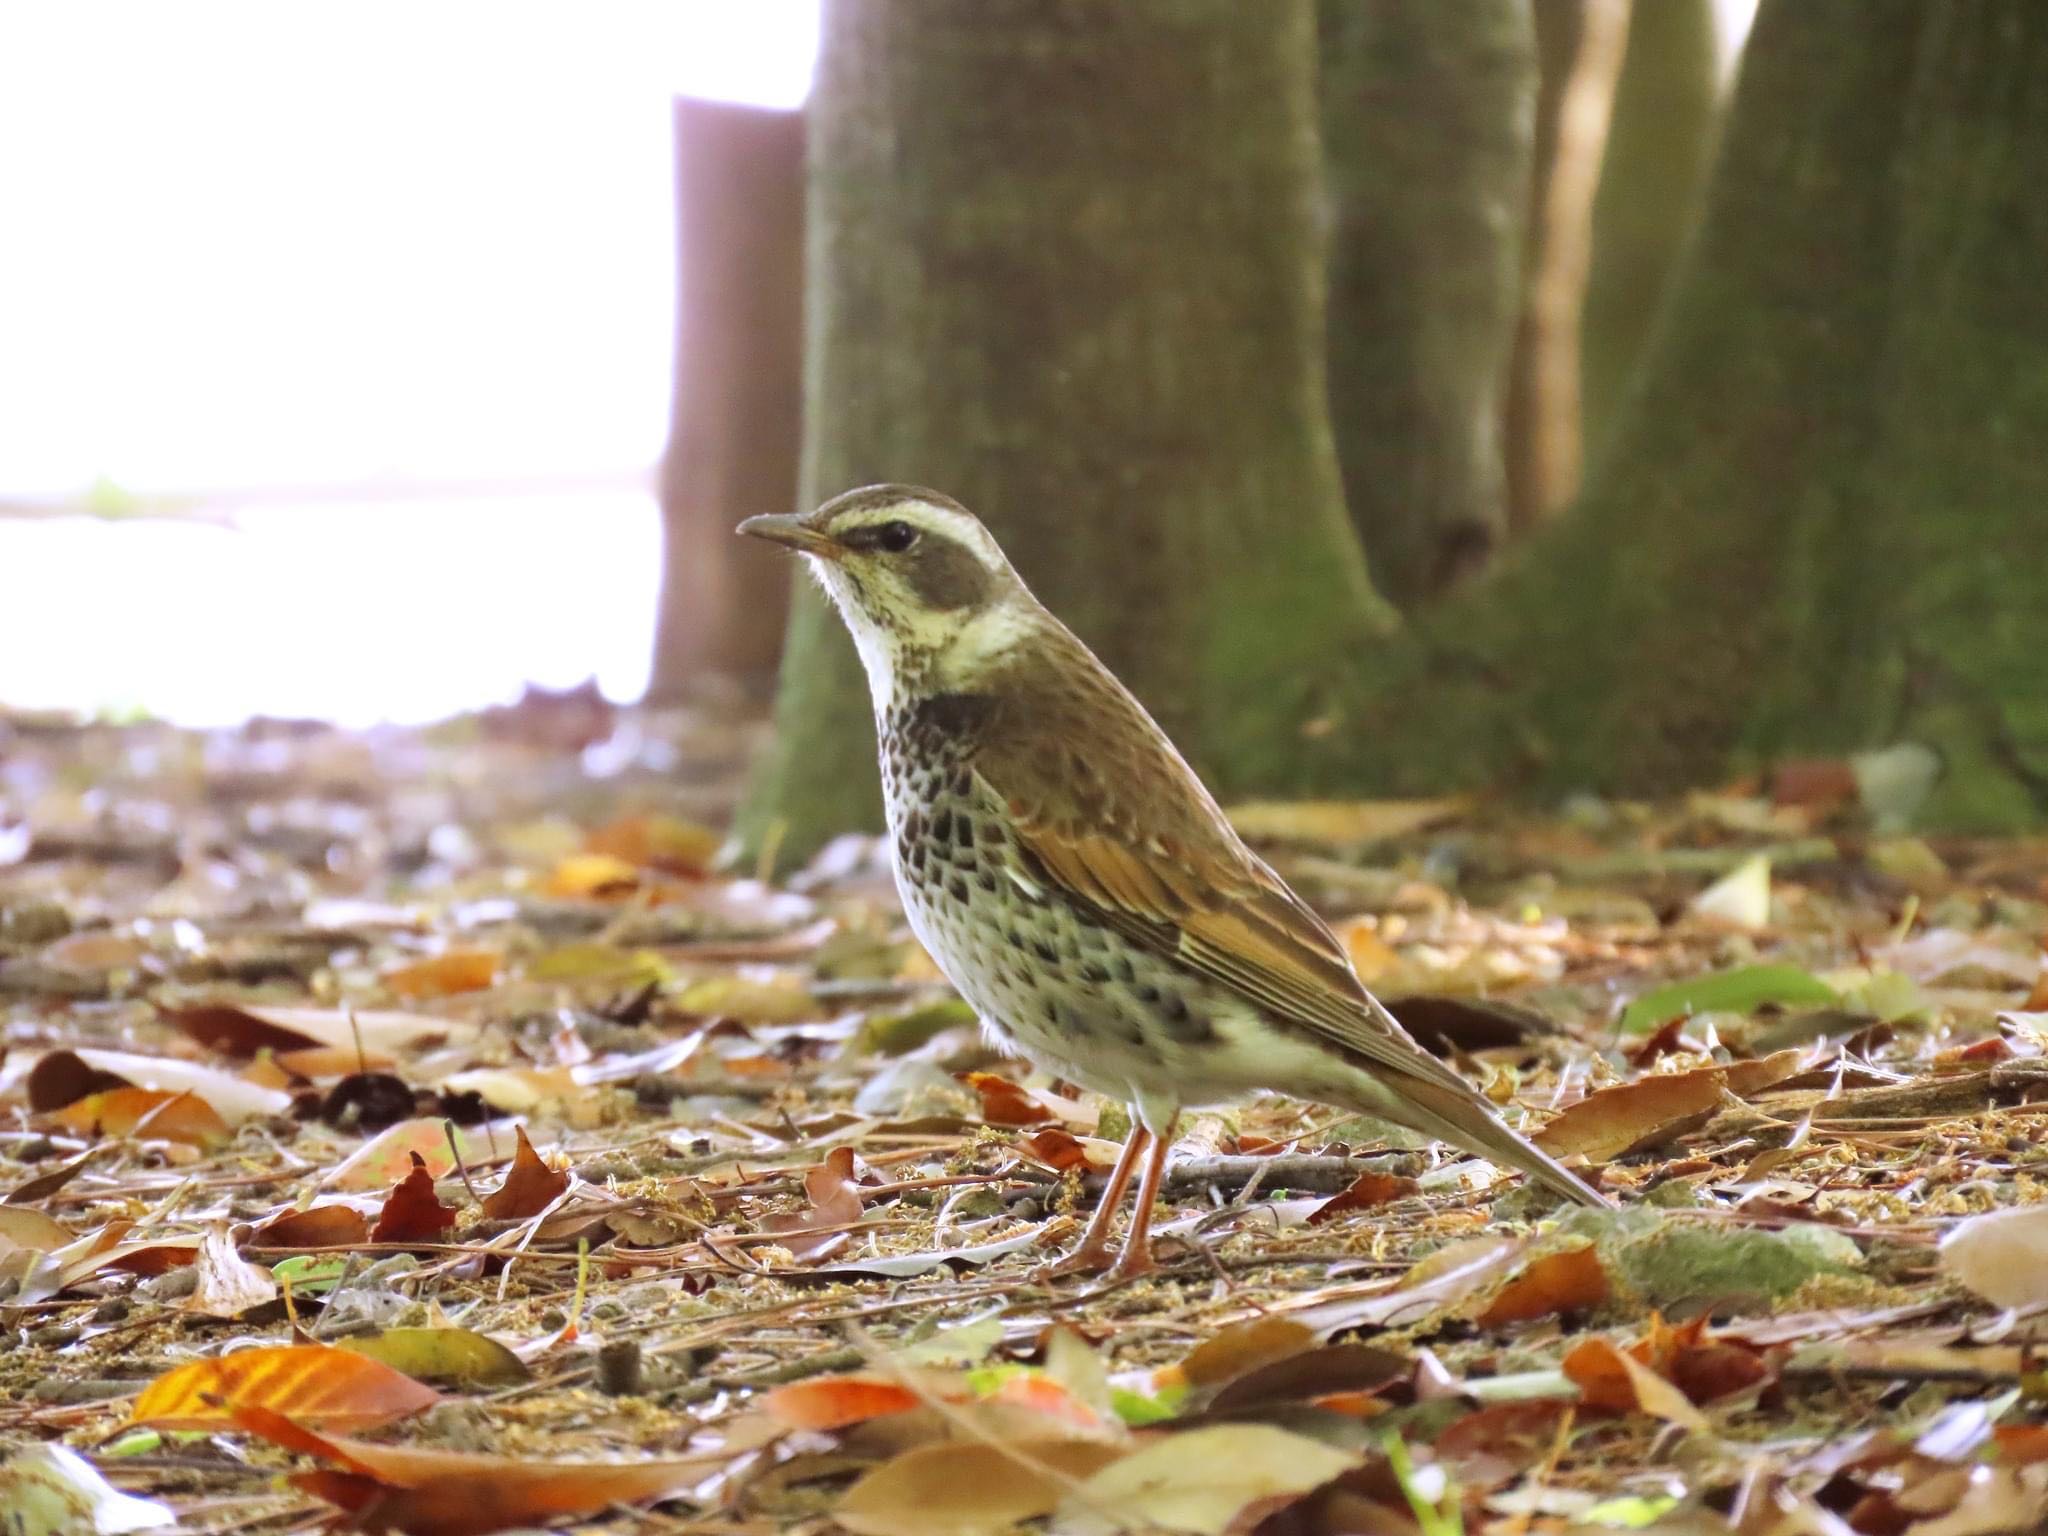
[874,521,918,554]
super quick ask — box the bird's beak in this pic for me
[736,513,843,561]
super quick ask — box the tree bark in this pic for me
[647,100,805,702]
[1343,0,2048,828]
[1579,0,1720,460]
[740,0,1388,866]
[1502,0,1629,533]
[1318,0,1537,607]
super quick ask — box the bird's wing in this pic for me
[970,641,1477,1100]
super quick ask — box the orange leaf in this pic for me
[584,814,718,876]
[962,1071,1054,1127]
[384,950,500,1000]
[372,1154,460,1245]
[49,1088,230,1148]
[544,853,642,900]
[479,1127,569,1221]
[1306,1171,1421,1225]
[761,1374,923,1430]
[1021,1128,1092,1173]
[130,1344,440,1431]
[1532,1069,1727,1162]
[229,1403,749,1536]
[1478,1245,1610,1327]
[1562,1331,1709,1431]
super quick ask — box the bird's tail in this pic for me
[1380,1077,1611,1210]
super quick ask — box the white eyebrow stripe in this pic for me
[834,502,1006,572]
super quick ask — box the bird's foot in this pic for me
[1027,1239,1117,1284]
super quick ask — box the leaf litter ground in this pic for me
[4,702,2048,1533]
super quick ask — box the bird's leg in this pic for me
[1107,1114,1177,1281]
[1033,1124,1151,1278]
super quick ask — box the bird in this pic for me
[740,486,1609,1279]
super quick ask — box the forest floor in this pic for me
[4,695,2048,1536]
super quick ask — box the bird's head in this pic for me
[739,485,1040,708]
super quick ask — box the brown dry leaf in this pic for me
[256,1204,372,1250]
[1288,1236,1526,1336]
[960,1071,1091,1128]
[383,949,501,999]
[835,1439,1127,1536]
[228,1402,752,1536]
[1306,1170,1421,1225]
[372,1153,461,1244]
[0,1204,77,1257]
[1202,1343,1411,1416]
[762,1145,865,1262]
[1532,1067,1727,1162]
[130,1343,441,1431]
[1477,1243,1610,1327]
[28,1046,294,1121]
[478,1126,570,1220]
[1057,1422,1357,1535]
[167,1002,470,1066]
[49,1087,231,1148]
[1172,1317,1318,1394]
[187,1222,279,1318]
[1562,1335,1709,1431]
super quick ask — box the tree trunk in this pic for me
[646,100,805,702]
[740,0,1388,866]
[1345,0,2048,828]
[1318,0,1537,607]
[1579,0,1720,461]
[1502,0,1629,533]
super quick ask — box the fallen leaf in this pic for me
[1690,854,1772,930]
[167,1002,470,1066]
[478,1126,569,1220]
[1940,1205,2048,1309]
[383,949,500,999]
[1174,1317,1318,1392]
[48,1088,230,1149]
[337,1328,531,1387]
[228,1402,755,1536]
[761,1145,865,1262]
[1617,964,1837,1035]
[673,973,819,1023]
[130,1343,441,1431]
[372,1154,461,1244]
[761,1374,925,1431]
[836,1439,1126,1536]
[187,1223,279,1318]
[1478,1244,1610,1327]
[543,851,644,899]
[584,813,719,875]
[28,1047,296,1122]
[1202,1342,1411,1416]
[1306,1170,1421,1225]
[255,1204,372,1250]
[326,1118,508,1192]
[1562,1336,1709,1431]
[1533,1069,1727,1162]
[1058,1422,1356,1535]
[1288,1237,1526,1335]
[0,1442,176,1536]
[525,941,673,989]
[0,1204,78,1264]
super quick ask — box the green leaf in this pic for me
[1580,1494,1681,1527]
[269,1255,349,1295]
[1110,1384,1184,1426]
[335,1327,531,1387]
[1618,964,1838,1035]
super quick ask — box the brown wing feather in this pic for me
[970,626,1475,1100]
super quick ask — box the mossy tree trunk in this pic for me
[740,0,1388,865]
[647,100,805,701]
[1317,0,1536,607]
[1579,0,1721,461]
[1337,0,2048,828]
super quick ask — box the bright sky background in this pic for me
[0,3,818,724]
[0,1,1753,728]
